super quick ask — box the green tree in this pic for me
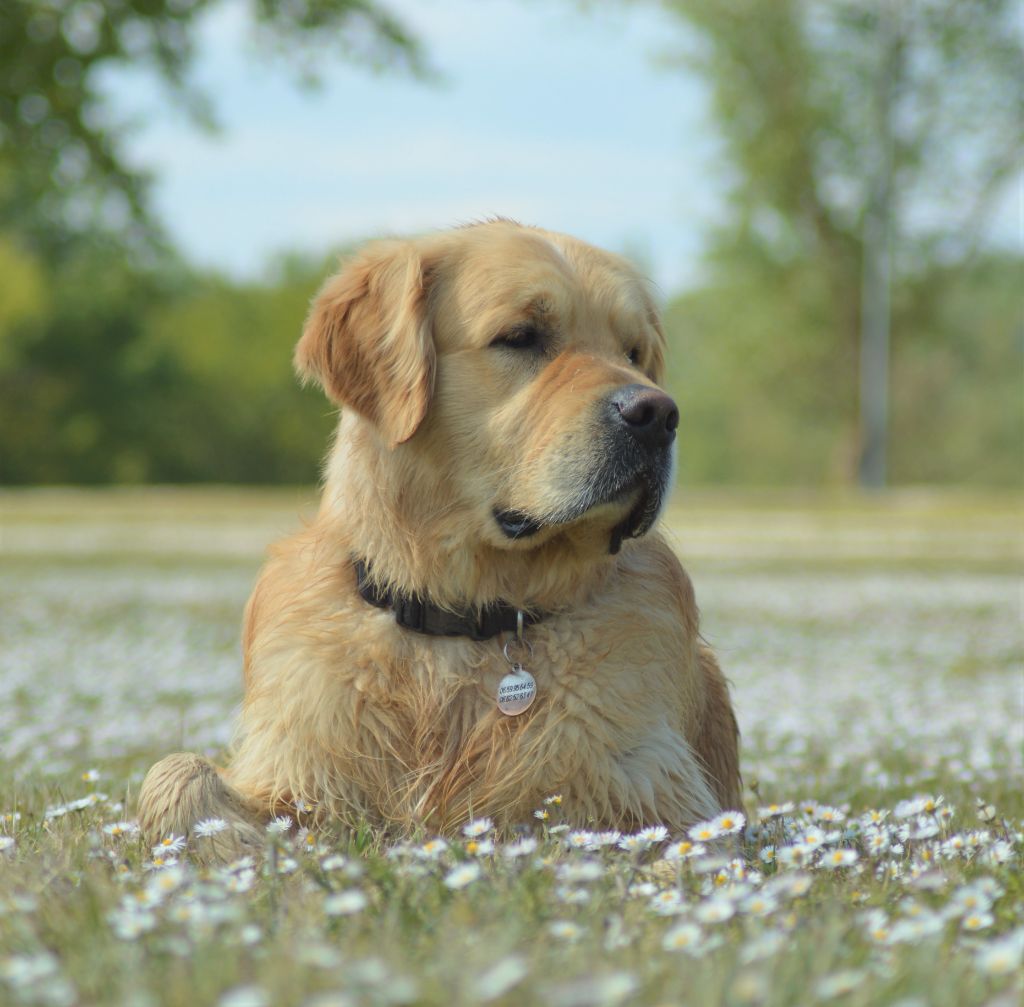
[0,1,424,485]
[657,0,1022,485]
[0,0,424,260]
[131,255,338,483]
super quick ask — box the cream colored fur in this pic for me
[137,221,741,858]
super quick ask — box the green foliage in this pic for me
[665,257,852,485]
[0,1,424,486]
[0,0,424,258]
[0,233,1018,486]
[0,236,170,483]
[658,0,1023,484]
[664,251,1023,486]
[0,235,46,368]
[0,243,336,484]
[132,258,338,483]
[664,0,1021,253]
[889,257,1024,485]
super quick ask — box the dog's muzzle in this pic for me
[494,383,679,553]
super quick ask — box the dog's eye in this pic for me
[492,324,543,352]
[626,347,641,366]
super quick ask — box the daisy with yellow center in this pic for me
[962,912,993,931]
[688,820,722,843]
[462,818,494,838]
[712,811,745,835]
[662,923,702,951]
[665,839,703,861]
[418,839,448,859]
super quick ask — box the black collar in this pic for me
[353,558,544,641]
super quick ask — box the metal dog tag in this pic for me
[497,664,536,716]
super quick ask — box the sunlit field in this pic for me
[1,489,1021,1007]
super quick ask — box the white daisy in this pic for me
[462,818,494,838]
[617,834,650,853]
[548,920,581,941]
[740,930,786,963]
[864,828,890,854]
[812,805,845,824]
[664,839,705,861]
[151,835,186,855]
[712,811,745,835]
[757,802,794,820]
[218,985,269,1007]
[416,838,449,860]
[502,837,537,859]
[472,956,529,1001]
[628,882,658,898]
[638,825,669,843]
[565,831,594,850]
[687,820,722,843]
[103,822,139,837]
[815,970,866,1000]
[323,890,368,915]
[443,863,481,889]
[740,893,778,917]
[649,890,685,916]
[556,860,604,883]
[819,849,858,869]
[975,930,1024,975]
[695,897,735,923]
[961,911,994,932]
[555,886,590,905]
[193,818,229,838]
[662,922,703,952]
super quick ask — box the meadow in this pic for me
[1,489,1021,1007]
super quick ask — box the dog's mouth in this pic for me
[608,484,660,555]
[494,463,669,555]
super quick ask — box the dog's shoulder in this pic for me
[530,534,701,699]
[596,533,699,639]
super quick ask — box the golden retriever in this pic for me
[138,220,741,858]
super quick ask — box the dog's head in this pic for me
[296,221,675,560]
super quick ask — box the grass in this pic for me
[1,487,1021,1007]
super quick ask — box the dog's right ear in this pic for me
[294,240,436,449]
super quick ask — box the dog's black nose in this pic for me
[610,384,679,448]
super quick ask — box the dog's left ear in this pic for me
[295,240,436,449]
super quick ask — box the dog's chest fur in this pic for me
[232,535,719,832]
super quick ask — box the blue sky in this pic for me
[100,0,724,294]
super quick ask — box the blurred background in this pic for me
[0,0,1020,489]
